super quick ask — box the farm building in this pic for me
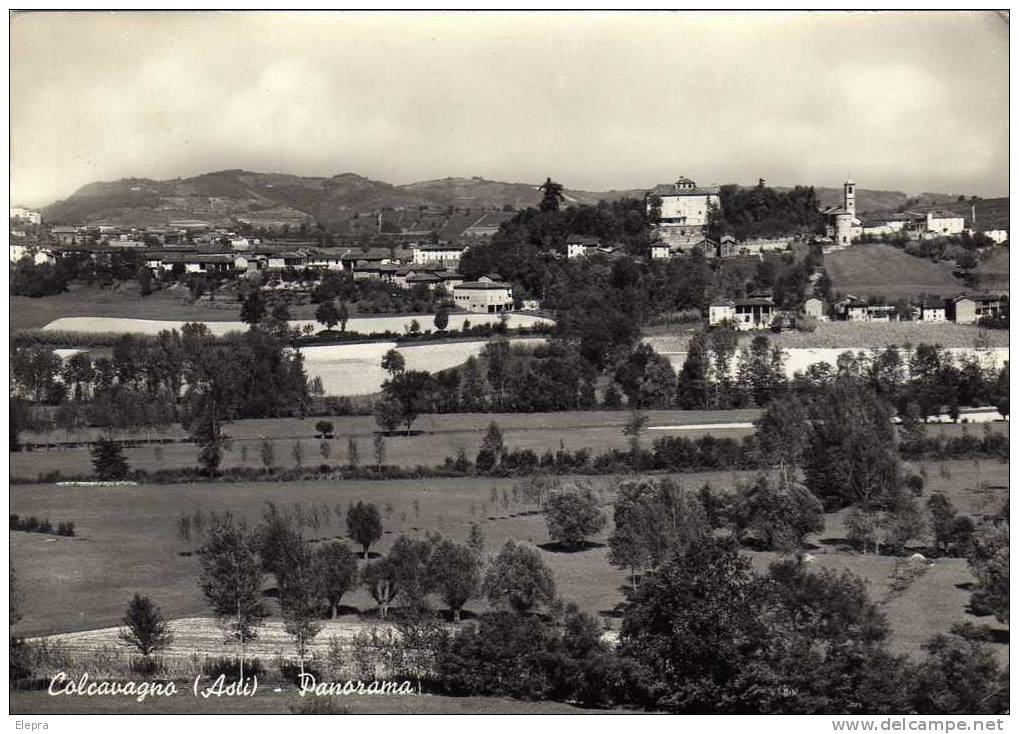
[412,242,468,266]
[453,276,514,313]
[918,300,948,323]
[948,293,1005,324]
[708,297,775,330]
[803,297,825,320]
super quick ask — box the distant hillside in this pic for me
[42,169,1003,233]
[812,187,911,214]
[41,170,647,230]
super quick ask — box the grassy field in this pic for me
[11,282,246,331]
[12,413,1004,480]
[644,323,1008,354]
[9,689,607,715]
[12,409,763,479]
[10,459,1009,666]
[825,243,963,298]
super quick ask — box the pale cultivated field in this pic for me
[42,313,554,337]
[303,338,542,396]
[644,321,1009,352]
[646,338,1010,380]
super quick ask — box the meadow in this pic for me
[643,322,1009,353]
[10,458,1009,667]
[13,412,1005,481]
[41,312,553,337]
[824,243,963,298]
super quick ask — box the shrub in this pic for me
[201,656,265,682]
[57,521,76,537]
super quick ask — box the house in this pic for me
[918,300,947,323]
[566,234,602,259]
[802,297,825,320]
[9,206,41,225]
[708,297,775,330]
[650,244,671,260]
[833,295,869,321]
[9,244,54,265]
[405,272,443,291]
[864,304,897,322]
[158,252,236,274]
[646,176,720,248]
[822,180,863,245]
[306,251,346,271]
[980,229,1009,245]
[50,226,79,245]
[452,276,514,313]
[921,210,966,237]
[948,293,1004,324]
[412,242,468,266]
[692,238,720,258]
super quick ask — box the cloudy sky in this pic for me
[10,11,1009,207]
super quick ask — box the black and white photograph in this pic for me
[7,9,1011,721]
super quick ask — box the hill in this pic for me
[825,243,964,299]
[812,186,911,213]
[41,170,647,230]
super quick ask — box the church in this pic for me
[822,180,863,245]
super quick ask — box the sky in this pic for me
[10,11,1010,208]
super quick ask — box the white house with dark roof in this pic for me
[452,275,514,313]
[566,234,603,258]
[412,242,468,266]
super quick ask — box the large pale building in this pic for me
[452,276,514,313]
[646,176,720,249]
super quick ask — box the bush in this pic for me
[201,656,265,682]
[57,521,76,537]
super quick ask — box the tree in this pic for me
[240,290,266,327]
[383,370,432,434]
[91,438,129,480]
[260,439,276,471]
[482,540,556,613]
[619,536,769,712]
[967,519,1008,623]
[362,557,400,619]
[802,379,900,511]
[199,515,265,681]
[256,502,305,591]
[676,330,709,409]
[428,538,481,622]
[337,301,350,332]
[622,409,649,455]
[346,435,360,467]
[539,177,565,212]
[374,396,402,434]
[270,302,291,322]
[434,307,449,332]
[607,478,709,586]
[543,484,607,549]
[279,543,322,679]
[755,395,811,484]
[731,475,824,553]
[315,300,340,331]
[314,542,358,619]
[381,349,406,377]
[347,501,383,560]
[476,421,504,471]
[373,433,386,469]
[912,634,1007,714]
[119,594,173,657]
[291,440,304,468]
[314,420,334,438]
